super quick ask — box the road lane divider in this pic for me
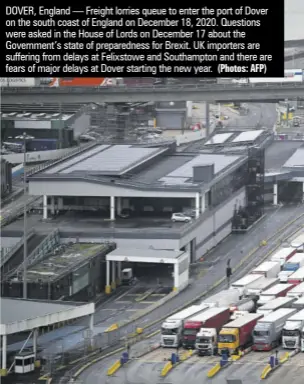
[105,323,118,332]
[161,361,173,377]
[135,289,155,302]
[207,362,222,378]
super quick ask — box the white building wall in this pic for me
[178,270,189,289]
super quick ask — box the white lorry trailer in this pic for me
[257,284,294,306]
[257,297,296,316]
[246,277,279,296]
[161,304,209,347]
[231,274,264,296]
[293,297,304,311]
[270,247,296,266]
[251,261,280,279]
[200,289,240,308]
[282,309,304,349]
[287,282,304,299]
[253,308,297,351]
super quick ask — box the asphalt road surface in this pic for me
[78,204,304,384]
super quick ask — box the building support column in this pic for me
[201,193,206,213]
[111,261,116,290]
[273,183,278,205]
[110,196,115,220]
[43,195,48,220]
[51,197,55,215]
[116,261,122,285]
[105,260,111,294]
[117,197,122,216]
[33,329,38,359]
[1,335,7,376]
[173,263,179,292]
[89,314,94,333]
[195,193,200,219]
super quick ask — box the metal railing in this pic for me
[8,228,60,279]
[0,228,35,268]
[0,196,42,228]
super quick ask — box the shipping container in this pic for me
[251,261,280,279]
[283,254,304,271]
[257,284,295,306]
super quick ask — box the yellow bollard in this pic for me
[105,285,111,294]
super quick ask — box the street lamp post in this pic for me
[15,132,34,299]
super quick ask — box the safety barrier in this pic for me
[107,360,121,376]
[160,350,194,377]
[105,324,118,332]
[260,349,300,380]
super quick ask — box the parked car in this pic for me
[171,213,192,222]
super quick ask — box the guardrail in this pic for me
[8,229,60,279]
[2,82,304,93]
[0,228,35,268]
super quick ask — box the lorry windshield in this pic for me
[253,330,269,336]
[282,329,300,337]
[161,328,178,335]
[218,334,236,343]
[183,329,198,336]
[196,337,210,343]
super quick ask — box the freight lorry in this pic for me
[246,277,279,296]
[257,297,296,316]
[160,304,209,347]
[218,313,263,355]
[270,247,296,266]
[287,282,304,299]
[293,297,304,311]
[282,254,304,272]
[252,308,297,351]
[193,307,231,355]
[288,266,304,285]
[230,311,249,320]
[282,309,304,349]
[231,274,264,296]
[278,270,295,283]
[257,284,295,306]
[251,261,280,279]
[200,289,241,308]
[182,307,230,349]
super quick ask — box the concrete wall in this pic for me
[1,148,74,164]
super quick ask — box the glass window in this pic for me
[218,334,236,343]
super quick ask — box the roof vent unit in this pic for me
[193,164,214,183]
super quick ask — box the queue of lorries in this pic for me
[160,233,304,356]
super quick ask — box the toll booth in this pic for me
[14,351,35,374]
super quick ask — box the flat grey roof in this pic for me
[162,153,241,181]
[232,130,264,143]
[44,144,166,176]
[265,141,303,170]
[107,248,185,260]
[205,133,234,145]
[283,147,304,168]
[1,298,79,325]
